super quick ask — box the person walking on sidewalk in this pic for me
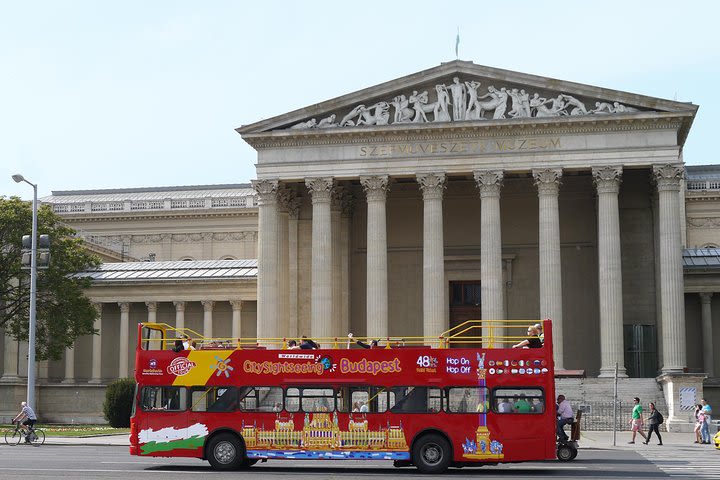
[701,399,713,444]
[629,397,648,444]
[643,402,663,445]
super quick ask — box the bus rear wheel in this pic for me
[207,433,245,470]
[412,433,451,474]
[557,443,576,462]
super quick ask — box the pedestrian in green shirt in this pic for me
[629,397,648,444]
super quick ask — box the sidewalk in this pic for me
[578,430,715,450]
[45,433,130,446]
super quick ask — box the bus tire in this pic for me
[557,444,575,462]
[207,433,244,470]
[412,433,451,474]
[239,458,259,468]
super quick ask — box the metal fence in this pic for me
[577,401,667,432]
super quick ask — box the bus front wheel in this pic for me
[412,433,451,474]
[207,433,245,470]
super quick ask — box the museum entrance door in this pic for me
[449,281,482,347]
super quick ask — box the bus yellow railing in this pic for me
[139,319,547,351]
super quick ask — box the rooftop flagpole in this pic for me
[455,27,460,59]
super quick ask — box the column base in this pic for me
[0,375,20,383]
[88,378,103,385]
[598,366,628,378]
[61,379,76,384]
[657,372,708,430]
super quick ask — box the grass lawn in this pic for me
[36,424,130,437]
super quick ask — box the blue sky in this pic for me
[2,0,718,198]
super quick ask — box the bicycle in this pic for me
[4,421,45,446]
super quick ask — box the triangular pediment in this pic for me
[237,60,697,141]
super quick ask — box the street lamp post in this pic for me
[12,173,38,409]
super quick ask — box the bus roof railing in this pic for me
[138,319,551,350]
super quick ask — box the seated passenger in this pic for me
[512,324,543,349]
[513,394,532,413]
[171,339,184,353]
[359,401,369,413]
[287,339,301,350]
[299,336,320,349]
[352,401,360,412]
[497,398,513,413]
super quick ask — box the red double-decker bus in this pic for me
[130,320,562,473]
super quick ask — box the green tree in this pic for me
[0,196,100,360]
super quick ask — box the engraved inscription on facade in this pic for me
[359,137,561,157]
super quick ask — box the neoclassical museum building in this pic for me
[1,61,719,429]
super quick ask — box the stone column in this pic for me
[361,176,390,339]
[593,166,627,377]
[277,187,293,337]
[340,193,353,337]
[331,188,343,337]
[533,168,564,369]
[700,293,714,376]
[654,164,686,373]
[173,301,186,332]
[89,303,102,384]
[146,301,157,324]
[253,179,280,340]
[417,173,447,340]
[306,177,334,338]
[231,300,243,340]
[202,300,215,339]
[474,170,505,346]
[287,197,301,338]
[62,344,75,383]
[118,302,130,378]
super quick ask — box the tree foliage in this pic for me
[0,196,100,360]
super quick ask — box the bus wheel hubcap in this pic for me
[215,442,236,464]
[423,444,441,464]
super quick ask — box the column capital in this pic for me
[252,179,279,205]
[145,301,158,312]
[118,302,130,313]
[653,164,684,192]
[360,175,390,202]
[305,177,335,204]
[201,300,215,311]
[533,168,563,195]
[286,196,302,219]
[473,170,504,198]
[416,173,447,200]
[230,300,244,311]
[700,292,714,304]
[173,300,186,312]
[592,166,623,194]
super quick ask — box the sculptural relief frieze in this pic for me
[286,76,643,130]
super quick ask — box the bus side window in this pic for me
[447,387,489,413]
[141,386,186,411]
[285,387,300,413]
[492,387,545,414]
[390,386,442,413]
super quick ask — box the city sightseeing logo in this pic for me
[167,357,197,376]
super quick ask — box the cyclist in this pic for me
[12,401,37,442]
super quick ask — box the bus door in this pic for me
[137,385,188,454]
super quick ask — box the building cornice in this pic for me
[55,208,258,223]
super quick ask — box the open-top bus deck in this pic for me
[130,320,559,473]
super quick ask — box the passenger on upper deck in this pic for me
[287,340,301,350]
[347,333,380,349]
[171,339,184,353]
[512,324,543,349]
[300,336,320,350]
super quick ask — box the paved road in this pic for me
[0,445,687,479]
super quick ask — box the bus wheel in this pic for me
[413,433,451,474]
[239,458,259,468]
[207,433,244,470]
[557,443,576,462]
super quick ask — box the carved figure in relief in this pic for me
[390,95,414,123]
[613,102,638,113]
[560,94,588,115]
[535,95,565,117]
[529,93,547,116]
[507,88,523,118]
[519,89,531,117]
[591,102,615,114]
[290,118,317,129]
[464,81,482,120]
[448,77,466,121]
[356,102,390,126]
[340,105,366,126]
[410,90,430,123]
[476,86,509,119]
[434,85,451,122]
[317,114,338,128]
